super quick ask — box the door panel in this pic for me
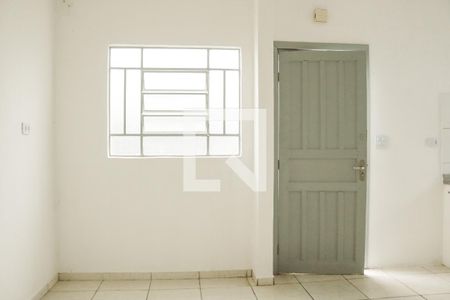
[277,49,367,274]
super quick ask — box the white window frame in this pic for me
[107,46,242,158]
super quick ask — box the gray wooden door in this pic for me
[277,49,367,274]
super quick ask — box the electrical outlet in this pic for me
[21,123,31,135]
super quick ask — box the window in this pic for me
[108,47,241,157]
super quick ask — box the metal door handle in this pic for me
[353,166,366,171]
[353,160,367,181]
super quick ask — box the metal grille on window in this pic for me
[108,47,241,157]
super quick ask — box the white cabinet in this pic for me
[444,185,450,266]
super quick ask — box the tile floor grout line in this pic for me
[363,269,424,299]
[420,292,450,299]
[247,277,259,300]
[199,276,203,300]
[347,269,450,300]
[395,279,424,297]
[89,280,103,300]
[145,277,152,300]
[343,275,371,300]
[294,274,316,300]
[368,296,421,299]
[383,271,430,297]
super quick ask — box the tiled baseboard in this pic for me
[59,269,254,281]
[31,274,58,300]
[58,269,274,286]
[250,274,275,286]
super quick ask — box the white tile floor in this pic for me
[41,266,450,300]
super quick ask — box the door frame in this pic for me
[273,41,371,274]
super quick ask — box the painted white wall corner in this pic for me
[252,0,275,280]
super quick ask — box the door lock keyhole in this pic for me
[353,160,367,181]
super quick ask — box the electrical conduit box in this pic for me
[314,8,328,23]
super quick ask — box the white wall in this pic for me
[55,0,450,278]
[252,0,276,280]
[55,0,257,273]
[0,0,57,299]
[255,0,450,269]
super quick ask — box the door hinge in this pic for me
[277,72,280,82]
[277,243,280,255]
[277,159,280,170]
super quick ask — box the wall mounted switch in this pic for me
[376,135,389,149]
[21,123,31,135]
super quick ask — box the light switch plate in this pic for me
[21,122,31,135]
[376,135,389,149]
[314,8,328,23]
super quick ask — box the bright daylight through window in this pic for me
[108,47,241,157]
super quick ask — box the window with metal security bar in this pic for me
[108,46,241,157]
